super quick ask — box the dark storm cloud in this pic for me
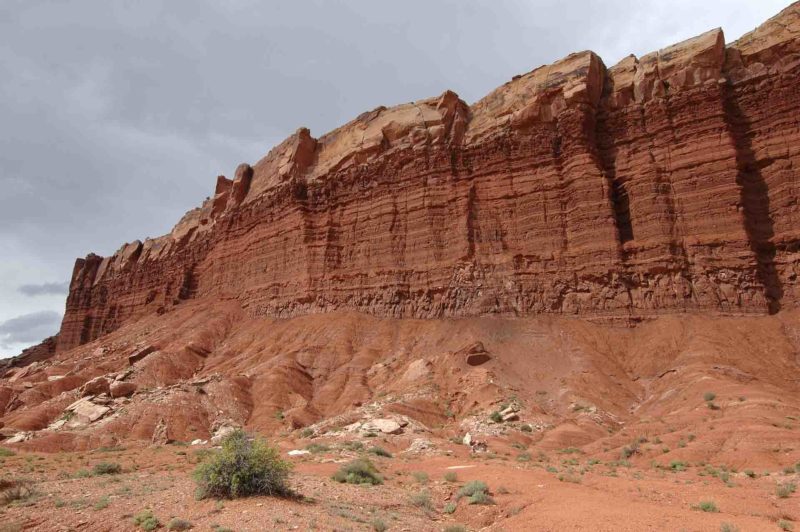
[0,0,788,357]
[18,282,70,296]
[0,311,62,349]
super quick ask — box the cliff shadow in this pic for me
[722,83,782,314]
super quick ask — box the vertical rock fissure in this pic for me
[722,82,782,313]
[465,182,478,259]
[595,105,633,247]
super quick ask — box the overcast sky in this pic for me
[0,0,789,357]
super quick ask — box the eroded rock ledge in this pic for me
[58,3,800,352]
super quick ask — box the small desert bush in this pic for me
[193,429,292,499]
[367,446,392,458]
[457,480,493,505]
[444,471,458,482]
[720,523,739,532]
[669,460,688,472]
[0,479,35,507]
[93,462,122,475]
[411,471,429,483]
[305,443,330,454]
[444,525,467,532]
[776,482,797,499]
[341,441,364,452]
[332,458,383,485]
[410,490,433,511]
[133,509,160,531]
[370,518,388,532]
[703,392,716,401]
[520,424,533,432]
[93,495,110,510]
[443,502,457,514]
[489,411,503,423]
[0,448,15,457]
[693,500,718,513]
[166,518,193,530]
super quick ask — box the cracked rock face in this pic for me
[54,3,800,352]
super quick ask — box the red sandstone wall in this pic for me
[57,3,800,352]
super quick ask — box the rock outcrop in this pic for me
[56,3,800,352]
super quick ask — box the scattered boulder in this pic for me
[109,381,137,398]
[151,418,170,445]
[460,342,492,366]
[500,404,519,422]
[287,449,311,456]
[405,438,434,454]
[67,397,111,424]
[6,431,33,443]
[210,423,239,445]
[462,432,488,453]
[184,342,211,358]
[362,418,404,435]
[81,376,111,397]
[191,439,208,446]
[128,345,156,366]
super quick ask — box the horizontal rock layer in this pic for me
[57,3,800,352]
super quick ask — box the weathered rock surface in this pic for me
[81,376,110,397]
[46,3,800,354]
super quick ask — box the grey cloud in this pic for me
[18,281,70,296]
[0,311,62,349]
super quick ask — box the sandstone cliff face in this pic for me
[57,3,800,352]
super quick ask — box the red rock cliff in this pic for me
[57,3,800,352]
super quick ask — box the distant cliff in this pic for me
[58,3,800,352]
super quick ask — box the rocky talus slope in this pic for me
[55,4,800,353]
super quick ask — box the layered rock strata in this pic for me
[58,4,800,352]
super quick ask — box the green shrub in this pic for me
[669,460,688,472]
[703,392,716,402]
[370,518,387,532]
[776,482,796,499]
[720,523,739,532]
[305,443,330,454]
[443,502,456,514]
[193,429,292,499]
[457,480,493,505]
[489,411,502,423]
[332,458,383,485]
[517,452,531,462]
[410,490,433,511]
[444,471,458,482]
[693,500,718,513]
[368,446,392,458]
[133,509,160,531]
[93,496,110,510]
[558,447,582,454]
[411,471,429,484]
[167,518,193,530]
[778,521,794,531]
[341,441,364,452]
[444,526,466,532]
[744,469,756,478]
[519,424,533,433]
[0,448,15,457]
[93,462,122,475]
[620,442,639,459]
